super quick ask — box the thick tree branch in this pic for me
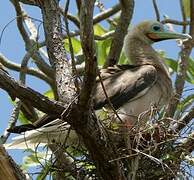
[79,1,96,109]
[104,0,134,67]
[0,69,64,115]
[0,145,26,179]
[41,0,76,103]
[65,1,126,179]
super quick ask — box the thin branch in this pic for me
[161,19,190,26]
[172,107,194,133]
[179,0,187,33]
[19,0,38,6]
[0,100,21,144]
[0,52,31,143]
[95,30,115,40]
[152,0,160,21]
[166,1,194,118]
[59,7,80,29]
[10,0,30,43]
[98,72,122,123]
[104,0,134,67]
[64,0,80,93]
[93,3,121,24]
[0,53,54,86]
[10,0,54,78]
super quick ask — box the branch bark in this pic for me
[0,69,64,115]
[0,145,26,180]
[166,1,194,117]
[104,0,134,67]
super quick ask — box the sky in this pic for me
[0,0,193,178]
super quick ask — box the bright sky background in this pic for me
[0,0,193,177]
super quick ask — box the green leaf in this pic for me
[96,38,111,65]
[44,89,54,99]
[22,151,51,170]
[8,98,30,124]
[64,37,82,54]
[36,163,51,180]
[183,0,190,18]
[165,58,177,72]
[18,111,30,124]
[118,52,129,65]
[94,24,107,36]
[187,58,194,84]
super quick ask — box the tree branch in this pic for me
[152,0,160,21]
[41,0,76,103]
[179,0,187,32]
[172,107,194,133]
[104,0,134,67]
[161,19,190,26]
[0,69,64,115]
[93,3,121,24]
[0,145,26,179]
[0,53,54,86]
[166,1,194,117]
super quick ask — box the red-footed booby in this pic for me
[5,20,191,149]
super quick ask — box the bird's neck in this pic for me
[125,37,170,76]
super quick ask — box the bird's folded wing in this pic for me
[94,64,157,109]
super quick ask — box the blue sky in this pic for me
[0,0,193,176]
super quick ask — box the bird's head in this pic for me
[130,20,191,44]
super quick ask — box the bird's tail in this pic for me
[4,120,79,149]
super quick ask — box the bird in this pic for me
[4,20,191,149]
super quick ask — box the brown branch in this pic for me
[161,19,190,26]
[166,1,194,118]
[0,69,64,115]
[10,0,30,43]
[0,145,26,180]
[172,107,194,133]
[64,0,80,93]
[59,7,80,29]
[152,0,160,21]
[11,0,54,78]
[95,30,115,40]
[19,0,38,6]
[0,53,54,86]
[0,51,31,143]
[179,132,194,154]
[68,1,127,179]
[104,0,134,67]
[79,0,97,109]
[179,0,187,33]
[93,3,121,24]
[41,0,76,103]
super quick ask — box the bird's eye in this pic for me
[152,25,161,31]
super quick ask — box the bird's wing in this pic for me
[94,64,157,109]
